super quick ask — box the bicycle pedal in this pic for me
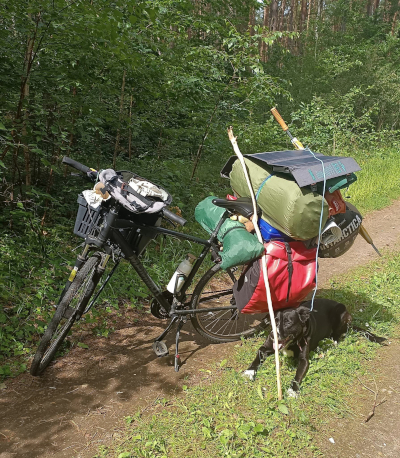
[152,340,169,357]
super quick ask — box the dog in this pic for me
[243,299,385,396]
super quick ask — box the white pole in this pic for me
[227,127,282,400]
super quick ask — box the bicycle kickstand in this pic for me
[174,316,186,372]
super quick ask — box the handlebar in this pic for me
[162,208,187,227]
[62,156,93,174]
[63,156,187,226]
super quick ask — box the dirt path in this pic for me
[1,200,400,458]
[318,339,400,458]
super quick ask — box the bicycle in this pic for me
[30,156,268,376]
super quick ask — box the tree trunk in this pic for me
[294,0,300,53]
[300,0,308,31]
[307,0,313,32]
[191,74,235,178]
[391,0,400,34]
[128,94,133,160]
[270,0,279,31]
[261,6,269,62]
[249,6,255,36]
[40,167,53,229]
[366,0,374,16]
[19,18,38,187]
[65,86,77,176]
[113,69,126,169]
[279,0,287,31]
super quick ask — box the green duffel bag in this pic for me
[230,157,329,240]
[194,196,265,270]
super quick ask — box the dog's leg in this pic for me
[243,339,274,381]
[287,339,310,397]
[332,310,352,342]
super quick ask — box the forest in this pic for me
[1,0,400,377]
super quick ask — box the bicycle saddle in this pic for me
[212,197,261,219]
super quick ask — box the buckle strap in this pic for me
[284,242,293,302]
[256,173,275,200]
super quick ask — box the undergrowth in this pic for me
[95,252,400,458]
[1,140,400,378]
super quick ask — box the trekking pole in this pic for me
[227,126,283,401]
[271,107,305,150]
[271,107,382,257]
[359,225,382,257]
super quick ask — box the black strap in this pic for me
[284,242,293,302]
[113,177,152,211]
[221,225,247,239]
[106,175,151,212]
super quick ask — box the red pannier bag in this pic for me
[233,241,317,314]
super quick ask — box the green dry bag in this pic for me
[194,196,265,270]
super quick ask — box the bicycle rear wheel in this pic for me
[30,253,104,376]
[190,263,268,343]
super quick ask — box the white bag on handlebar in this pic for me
[99,169,172,214]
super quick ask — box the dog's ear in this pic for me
[297,306,311,324]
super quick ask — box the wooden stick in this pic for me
[357,377,387,422]
[227,126,282,400]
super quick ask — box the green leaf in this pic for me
[257,384,263,400]
[41,158,51,167]
[0,160,6,169]
[118,453,131,458]
[77,342,89,349]
[0,122,6,130]
[278,403,289,415]
[17,202,24,209]
[220,359,227,367]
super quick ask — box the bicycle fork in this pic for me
[58,244,91,304]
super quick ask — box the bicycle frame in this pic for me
[74,201,235,318]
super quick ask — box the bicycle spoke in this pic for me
[192,265,267,340]
[201,309,232,332]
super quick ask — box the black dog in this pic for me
[243,299,385,395]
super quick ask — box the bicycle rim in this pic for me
[190,264,268,342]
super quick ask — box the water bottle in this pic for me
[167,254,197,293]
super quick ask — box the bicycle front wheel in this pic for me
[30,253,104,376]
[190,263,268,343]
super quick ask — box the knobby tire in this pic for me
[30,253,103,376]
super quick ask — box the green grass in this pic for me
[95,252,400,458]
[342,147,400,214]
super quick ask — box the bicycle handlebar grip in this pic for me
[163,208,187,227]
[62,156,91,174]
[271,107,289,131]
